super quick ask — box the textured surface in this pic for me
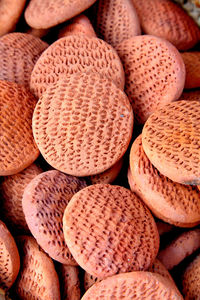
[89,158,123,184]
[0,221,20,291]
[84,272,100,291]
[15,236,60,299]
[158,229,200,270]
[58,14,96,39]
[25,0,97,29]
[129,135,200,227]
[132,0,200,50]
[116,35,185,124]
[22,170,87,264]
[181,52,200,89]
[30,35,125,98]
[95,0,141,48]
[0,80,39,176]
[142,100,200,185]
[0,164,42,234]
[0,33,48,89]
[180,89,200,101]
[81,272,183,299]
[58,265,80,300]
[182,252,200,299]
[63,184,159,279]
[0,0,26,36]
[32,73,133,176]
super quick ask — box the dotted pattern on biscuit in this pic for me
[0,164,42,234]
[32,73,133,176]
[149,258,175,284]
[15,236,60,299]
[30,35,125,98]
[63,184,159,279]
[142,100,200,185]
[0,33,48,89]
[130,135,200,227]
[181,52,200,89]
[95,0,141,48]
[116,35,185,124]
[81,272,183,299]
[0,80,39,176]
[132,0,200,50]
[22,170,87,264]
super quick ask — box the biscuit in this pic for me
[58,265,80,300]
[181,52,200,89]
[180,89,200,101]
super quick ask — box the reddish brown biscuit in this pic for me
[158,229,200,270]
[95,0,141,48]
[182,252,200,299]
[129,135,200,227]
[0,33,48,89]
[25,0,97,29]
[0,0,26,36]
[63,184,159,279]
[84,272,100,292]
[0,80,39,176]
[0,163,42,234]
[81,272,183,299]
[89,158,123,184]
[142,100,200,185]
[58,265,80,300]
[58,14,96,39]
[180,89,200,101]
[32,73,133,177]
[116,35,185,124]
[0,221,20,291]
[15,236,60,299]
[181,52,200,89]
[30,35,125,98]
[22,170,87,264]
[132,0,200,50]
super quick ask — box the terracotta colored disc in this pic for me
[30,35,125,98]
[0,33,48,89]
[0,163,43,234]
[58,14,96,39]
[81,272,183,299]
[158,229,200,270]
[22,170,87,264]
[0,80,39,176]
[0,0,26,36]
[15,236,60,299]
[129,135,200,227]
[63,184,159,279]
[180,89,200,101]
[58,265,80,300]
[32,73,133,177]
[95,0,141,48]
[116,35,185,124]
[182,252,200,299]
[132,0,200,50]
[142,100,200,185]
[0,220,20,291]
[25,0,97,29]
[181,52,200,89]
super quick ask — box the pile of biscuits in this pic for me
[0,0,200,299]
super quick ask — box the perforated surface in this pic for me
[15,236,60,299]
[81,272,183,299]
[59,265,80,300]
[32,73,133,176]
[129,135,200,227]
[0,164,42,233]
[158,229,200,270]
[181,52,200,89]
[0,33,48,89]
[30,35,125,98]
[22,170,87,264]
[0,80,39,176]
[142,100,200,185]
[84,272,100,291]
[116,35,185,124]
[63,184,159,279]
[25,0,97,29]
[132,0,200,50]
[149,259,175,284]
[95,0,141,48]
[0,221,20,291]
